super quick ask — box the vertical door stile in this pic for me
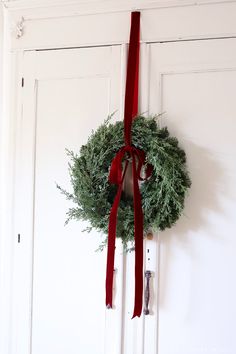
[119,44,128,354]
[7,50,26,354]
[141,43,160,354]
[118,43,128,354]
[12,50,38,354]
[104,44,126,354]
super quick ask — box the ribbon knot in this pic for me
[109,145,147,185]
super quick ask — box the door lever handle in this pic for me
[143,270,152,315]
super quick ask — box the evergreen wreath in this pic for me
[58,116,191,249]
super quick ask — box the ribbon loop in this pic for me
[124,12,140,146]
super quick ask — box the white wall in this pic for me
[0,6,3,154]
[0,4,5,354]
[0,5,5,354]
[0,5,11,354]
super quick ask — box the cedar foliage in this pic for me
[57,116,191,249]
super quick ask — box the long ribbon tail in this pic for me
[106,161,129,308]
[131,152,144,318]
[106,11,143,317]
[124,11,140,146]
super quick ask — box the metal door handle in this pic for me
[143,270,152,315]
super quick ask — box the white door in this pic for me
[148,39,236,354]
[13,45,125,354]
[13,38,236,354]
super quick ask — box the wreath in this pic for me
[58,115,191,249]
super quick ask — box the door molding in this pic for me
[3,0,236,51]
[3,0,236,12]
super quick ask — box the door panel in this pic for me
[33,73,109,354]
[15,46,123,354]
[149,39,236,354]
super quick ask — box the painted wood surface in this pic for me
[1,2,236,354]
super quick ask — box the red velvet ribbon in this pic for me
[106,11,150,318]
